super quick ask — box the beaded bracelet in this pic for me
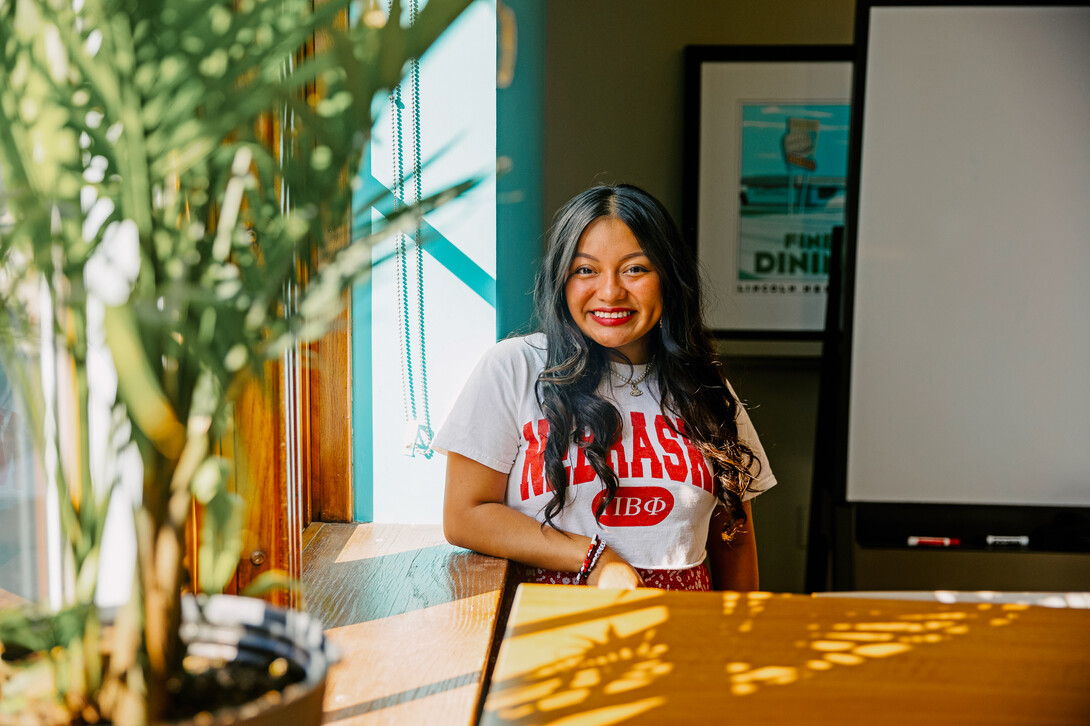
[584,540,605,581]
[575,534,604,585]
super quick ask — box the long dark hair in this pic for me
[532,183,760,539]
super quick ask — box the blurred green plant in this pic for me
[0,0,476,722]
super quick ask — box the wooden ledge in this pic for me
[302,522,509,725]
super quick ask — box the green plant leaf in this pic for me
[0,603,91,658]
[102,303,185,458]
[197,489,243,594]
[189,455,228,505]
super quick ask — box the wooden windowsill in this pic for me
[302,522,509,725]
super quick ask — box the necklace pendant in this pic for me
[610,353,655,397]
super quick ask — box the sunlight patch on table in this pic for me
[546,697,665,725]
[721,604,1026,698]
[333,523,447,563]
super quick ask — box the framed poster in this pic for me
[683,46,854,338]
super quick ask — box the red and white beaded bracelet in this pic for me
[575,534,604,585]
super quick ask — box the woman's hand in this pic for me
[587,546,644,589]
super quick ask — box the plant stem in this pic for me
[69,299,104,712]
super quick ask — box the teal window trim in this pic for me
[351,277,374,522]
[496,0,545,339]
[354,176,497,307]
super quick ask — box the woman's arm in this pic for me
[705,499,759,591]
[443,452,643,587]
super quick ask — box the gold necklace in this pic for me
[610,354,656,397]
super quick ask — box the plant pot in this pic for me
[167,594,338,726]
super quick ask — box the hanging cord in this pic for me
[410,0,433,447]
[390,81,413,429]
[389,0,433,458]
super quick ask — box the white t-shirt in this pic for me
[431,334,776,570]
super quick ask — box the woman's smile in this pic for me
[591,308,636,324]
[565,216,662,363]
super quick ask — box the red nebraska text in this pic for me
[519,413,713,501]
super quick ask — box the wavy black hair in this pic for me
[532,183,760,539]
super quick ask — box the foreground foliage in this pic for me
[0,0,475,722]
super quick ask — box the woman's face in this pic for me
[564,216,663,363]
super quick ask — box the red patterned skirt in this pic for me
[517,562,712,591]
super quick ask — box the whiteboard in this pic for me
[846,6,1090,506]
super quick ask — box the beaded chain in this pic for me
[390,0,433,458]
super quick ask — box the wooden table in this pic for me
[480,584,1090,725]
[302,523,509,725]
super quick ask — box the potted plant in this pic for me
[0,0,475,722]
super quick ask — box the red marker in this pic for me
[907,536,961,547]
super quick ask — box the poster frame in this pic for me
[683,45,855,340]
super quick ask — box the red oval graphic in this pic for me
[592,486,674,527]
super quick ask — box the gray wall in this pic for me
[721,351,821,593]
[544,0,855,221]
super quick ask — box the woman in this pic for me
[432,184,776,591]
